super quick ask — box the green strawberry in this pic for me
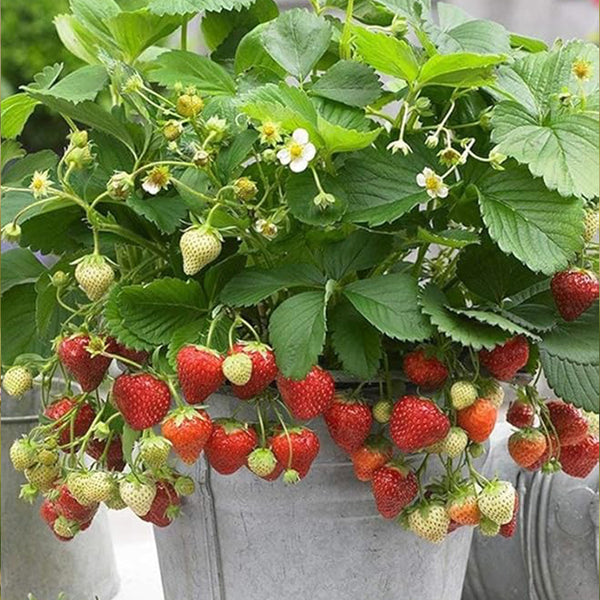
[408,503,450,544]
[478,480,516,525]
[222,352,253,386]
[174,476,196,497]
[441,427,469,458]
[247,448,277,477]
[10,438,37,471]
[450,381,477,410]
[74,254,114,301]
[120,477,157,516]
[3,365,33,397]
[372,399,394,424]
[53,515,78,539]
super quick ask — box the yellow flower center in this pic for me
[289,143,304,159]
[572,59,592,81]
[425,174,440,191]
[262,123,276,136]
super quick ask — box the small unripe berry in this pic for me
[247,448,277,477]
[222,353,253,385]
[163,120,183,141]
[74,254,114,301]
[233,177,258,201]
[3,366,33,397]
[177,94,204,118]
[372,399,393,424]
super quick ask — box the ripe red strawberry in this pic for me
[55,484,98,523]
[545,400,588,446]
[350,436,393,482]
[58,334,112,392]
[323,395,373,453]
[479,336,529,381]
[508,429,548,468]
[389,396,450,453]
[161,407,213,464]
[277,366,335,420]
[176,345,224,404]
[551,268,599,321]
[525,433,560,472]
[112,373,171,431]
[271,426,320,480]
[506,400,535,428]
[229,342,278,399]
[86,436,126,471]
[44,397,96,446]
[371,461,418,519]
[140,481,181,528]
[499,492,519,538]
[205,420,258,474]
[402,349,448,390]
[457,398,497,443]
[40,498,59,528]
[559,434,599,478]
[108,338,149,366]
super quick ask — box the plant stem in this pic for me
[181,16,189,51]
[339,0,355,60]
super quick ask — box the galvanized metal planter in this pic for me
[1,388,120,600]
[154,391,478,600]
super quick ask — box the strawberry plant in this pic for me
[1,0,599,547]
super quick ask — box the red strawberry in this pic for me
[324,395,373,453]
[508,429,547,468]
[499,492,519,538]
[389,396,450,453]
[479,336,529,381]
[205,420,258,475]
[177,345,224,404]
[161,407,213,464]
[559,435,599,478]
[525,433,560,471]
[271,426,320,480]
[551,268,599,321]
[44,397,96,447]
[402,349,448,390]
[140,481,181,528]
[58,335,112,392]
[86,436,126,471]
[108,338,149,366]
[229,342,278,399]
[350,436,393,482]
[112,373,171,431]
[457,398,497,443]
[506,400,535,428]
[546,400,588,446]
[40,500,73,542]
[446,491,481,526]
[371,461,418,519]
[55,484,98,523]
[277,366,335,420]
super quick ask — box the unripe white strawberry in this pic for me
[583,208,598,242]
[84,471,115,503]
[409,503,450,544]
[583,410,600,438]
[372,399,393,424]
[10,438,37,471]
[479,515,501,537]
[222,353,253,385]
[3,366,33,397]
[247,448,277,477]
[139,435,172,470]
[180,227,222,276]
[105,487,127,511]
[120,478,157,516]
[441,427,469,458]
[485,381,505,408]
[478,480,515,525]
[37,448,58,466]
[24,464,60,492]
[450,381,477,410]
[75,254,114,301]
[67,472,94,506]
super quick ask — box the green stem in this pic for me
[98,224,168,259]
[339,0,355,60]
[180,16,189,51]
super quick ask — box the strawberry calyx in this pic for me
[164,406,209,427]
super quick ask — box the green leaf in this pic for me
[117,278,208,346]
[448,307,539,341]
[121,424,141,464]
[330,300,381,379]
[491,105,600,200]
[317,117,382,154]
[1,140,26,171]
[311,60,382,108]
[54,14,115,65]
[456,240,546,303]
[35,272,70,341]
[420,284,511,350]
[476,165,584,275]
[105,10,182,62]
[344,273,433,341]
[336,145,429,226]
[539,308,599,412]
[1,149,58,187]
[148,0,256,15]
[215,129,258,181]
[352,27,419,82]
[1,284,47,364]
[418,53,506,88]
[509,33,547,54]
[322,230,393,279]
[285,171,348,226]
[260,9,332,81]
[372,0,430,20]
[174,168,211,212]
[269,290,327,378]
[431,3,511,55]
[234,23,286,77]
[1,249,46,295]
[501,302,556,333]
[104,286,153,351]
[24,66,108,105]
[126,194,188,234]
[1,94,39,139]
[416,227,479,249]
[221,264,324,306]
[148,50,237,95]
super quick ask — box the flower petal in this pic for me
[292,128,309,145]
[437,186,449,198]
[277,149,291,165]
[142,182,160,195]
[290,157,308,173]
[416,173,426,187]
[302,143,316,162]
[426,188,437,199]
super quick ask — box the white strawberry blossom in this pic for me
[30,170,53,198]
[277,128,316,173]
[416,167,448,199]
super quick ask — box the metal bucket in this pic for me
[463,420,600,600]
[154,390,478,600]
[1,388,120,600]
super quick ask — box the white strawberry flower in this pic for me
[29,170,53,198]
[416,167,449,199]
[142,166,171,195]
[277,128,316,173]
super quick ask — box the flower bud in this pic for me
[313,191,336,209]
[107,171,134,200]
[193,149,211,167]
[262,148,277,163]
[65,146,93,170]
[69,130,89,148]
[205,116,229,142]
[51,271,69,288]
[123,74,144,94]
[2,222,21,243]
[163,120,183,141]
[425,134,439,149]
